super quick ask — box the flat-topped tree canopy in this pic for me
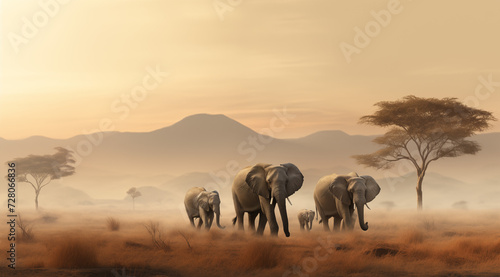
[8,147,75,210]
[354,95,496,210]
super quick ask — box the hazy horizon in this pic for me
[2,112,500,141]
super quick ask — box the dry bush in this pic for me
[237,239,283,270]
[144,220,171,252]
[50,237,98,268]
[106,217,120,231]
[18,215,35,242]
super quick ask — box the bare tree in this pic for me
[127,187,142,210]
[353,96,495,210]
[8,147,76,210]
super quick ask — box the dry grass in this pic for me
[49,237,98,268]
[399,229,425,244]
[144,220,171,252]
[4,210,500,276]
[106,217,120,231]
[237,239,284,270]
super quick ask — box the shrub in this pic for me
[106,217,120,231]
[18,215,35,242]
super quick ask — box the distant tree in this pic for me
[353,96,495,210]
[380,201,396,211]
[127,187,142,210]
[8,147,76,210]
[452,200,468,210]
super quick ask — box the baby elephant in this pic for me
[297,209,315,231]
[184,187,225,230]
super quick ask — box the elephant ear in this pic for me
[281,163,304,197]
[246,165,270,198]
[361,175,381,203]
[196,193,210,212]
[329,175,351,205]
[209,191,221,205]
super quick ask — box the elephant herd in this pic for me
[184,163,381,237]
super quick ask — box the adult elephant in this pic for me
[232,163,304,237]
[184,187,225,230]
[297,209,315,231]
[314,172,380,231]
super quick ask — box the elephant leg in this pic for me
[308,221,312,231]
[197,218,203,229]
[189,217,195,228]
[248,211,258,232]
[322,217,330,231]
[207,212,214,230]
[236,211,244,231]
[259,196,278,236]
[233,194,245,231]
[340,206,354,231]
[333,217,341,231]
[199,208,209,230]
[256,212,267,235]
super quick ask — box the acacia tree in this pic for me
[353,96,495,210]
[9,147,76,210]
[127,187,142,210]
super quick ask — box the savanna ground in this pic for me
[2,209,500,277]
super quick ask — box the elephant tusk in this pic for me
[365,203,371,210]
[286,197,292,206]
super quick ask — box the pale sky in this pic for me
[1,0,499,140]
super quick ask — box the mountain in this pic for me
[1,113,499,204]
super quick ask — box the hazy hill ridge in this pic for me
[1,114,499,209]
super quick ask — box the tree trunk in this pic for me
[416,174,424,211]
[35,191,40,211]
[133,198,135,210]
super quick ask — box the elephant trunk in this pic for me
[214,206,225,229]
[277,197,290,237]
[356,201,368,231]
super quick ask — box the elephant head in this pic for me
[197,190,225,229]
[246,163,304,237]
[329,173,380,231]
[300,209,315,230]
